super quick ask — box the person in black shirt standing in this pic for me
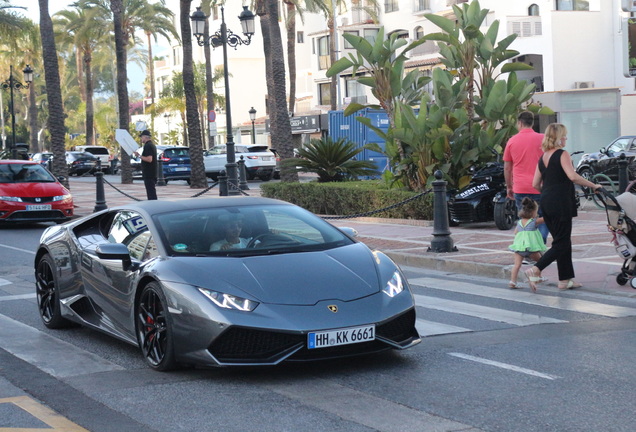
[135,130,157,200]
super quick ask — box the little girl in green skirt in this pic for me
[508,197,547,288]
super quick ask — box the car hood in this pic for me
[160,243,383,305]
[0,181,68,197]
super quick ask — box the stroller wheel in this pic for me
[617,273,629,286]
[631,277,636,290]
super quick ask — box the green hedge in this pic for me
[260,181,433,220]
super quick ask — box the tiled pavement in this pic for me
[68,175,636,298]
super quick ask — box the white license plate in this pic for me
[26,204,52,211]
[261,156,272,161]
[174,167,188,171]
[308,324,375,349]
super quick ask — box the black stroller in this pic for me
[596,189,636,288]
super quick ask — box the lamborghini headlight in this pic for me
[198,288,258,311]
[382,271,404,297]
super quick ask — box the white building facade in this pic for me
[152,0,636,154]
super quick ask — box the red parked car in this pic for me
[0,160,74,223]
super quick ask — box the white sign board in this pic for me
[209,121,217,137]
[115,129,141,156]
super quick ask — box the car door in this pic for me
[597,137,632,179]
[79,210,159,341]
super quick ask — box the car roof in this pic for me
[109,197,289,216]
[0,159,39,165]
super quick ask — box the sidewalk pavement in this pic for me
[67,176,636,298]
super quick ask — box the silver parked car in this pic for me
[35,197,420,371]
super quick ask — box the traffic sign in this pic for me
[209,110,216,123]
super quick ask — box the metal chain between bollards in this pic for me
[322,189,431,220]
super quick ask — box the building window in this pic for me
[319,82,331,106]
[317,36,330,70]
[364,28,379,44]
[556,0,589,11]
[414,0,430,12]
[385,0,398,13]
[528,4,539,15]
[343,31,359,49]
[345,78,366,103]
[415,26,424,40]
[297,31,304,44]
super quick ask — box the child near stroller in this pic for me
[597,189,636,288]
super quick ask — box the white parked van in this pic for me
[74,146,111,173]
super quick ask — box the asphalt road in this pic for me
[2,224,636,431]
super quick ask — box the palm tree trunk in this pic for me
[328,18,337,112]
[28,82,38,153]
[264,0,298,182]
[111,0,132,184]
[180,0,206,189]
[38,0,68,185]
[76,47,86,102]
[146,32,156,133]
[285,1,296,114]
[202,2,215,149]
[84,51,95,146]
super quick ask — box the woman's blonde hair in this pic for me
[542,123,567,151]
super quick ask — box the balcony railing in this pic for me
[507,16,542,37]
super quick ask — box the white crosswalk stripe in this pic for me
[410,277,636,318]
[409,276,636,338]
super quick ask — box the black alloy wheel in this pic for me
[494,198,518,230]
[35,254,70,329]
[136,282,176,371]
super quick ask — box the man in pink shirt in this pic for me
[503,111,548,242]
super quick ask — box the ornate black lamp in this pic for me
[1,65,34,159]
[191,6,255,195]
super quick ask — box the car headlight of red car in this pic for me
[52,194,72,202]
[0,196,21,202]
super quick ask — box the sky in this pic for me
[17,0,181,95]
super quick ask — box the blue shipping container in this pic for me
[328,109,390,176]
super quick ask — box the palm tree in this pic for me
[0,1,25,34]
[108,0,133,183]
[258,0,298,182]
[199,0,216,149]
[53,6,107,148]
[282,137,377,182]
[179,0,207,189]
[137,1,179,130]
[38,0,68,182]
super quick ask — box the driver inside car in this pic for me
[209,214,250,251]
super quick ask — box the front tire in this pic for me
[136,282,177,371]
[36,254,71,329]
[494,198,517,230]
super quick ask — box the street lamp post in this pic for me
[249,107,256,144]
[1,65,33,159]
[191,5,255,196]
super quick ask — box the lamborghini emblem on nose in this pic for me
[328,305,338,313]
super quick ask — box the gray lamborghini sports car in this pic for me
[35,197,420,370]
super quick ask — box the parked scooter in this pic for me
[446,153,517,230]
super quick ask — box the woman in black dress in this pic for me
[524,123,601,291]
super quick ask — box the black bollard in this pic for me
[219,170,228,196]
[238,156,249,190]
[428,170,457,253]
[156,158,166,186]
[618,152,628,194]
[93,170,107,212]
